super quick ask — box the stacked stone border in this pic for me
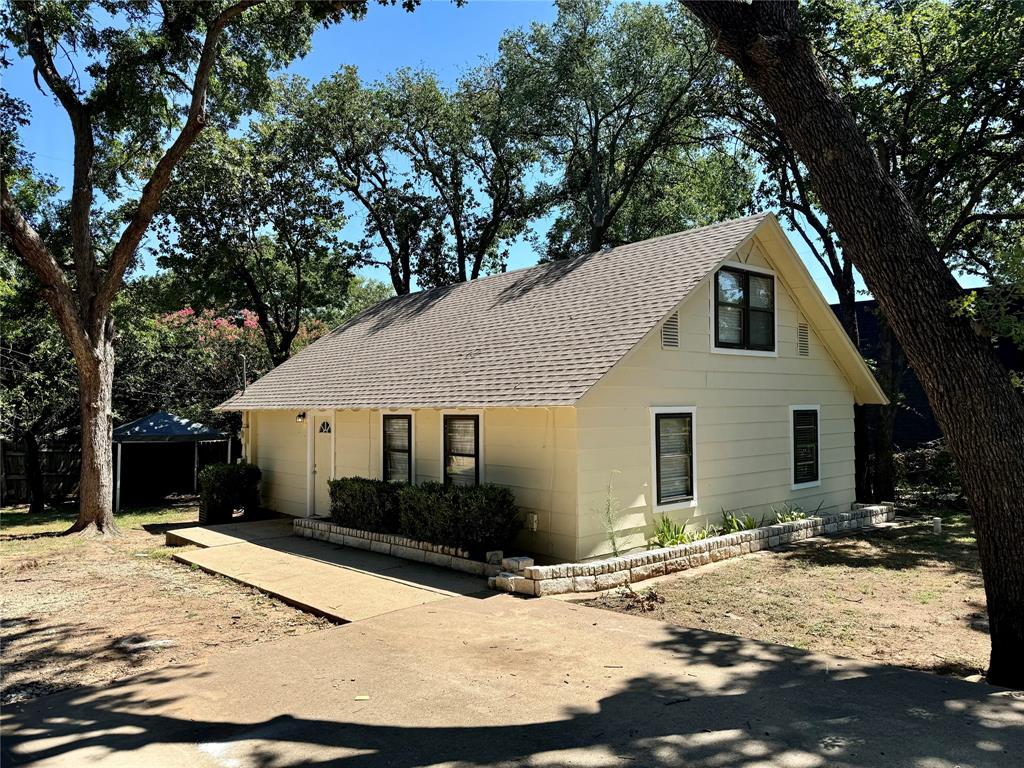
[293,518,496,577]
[294,503,894,596]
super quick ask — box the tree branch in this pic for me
[98,0,264,313]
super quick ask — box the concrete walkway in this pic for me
[167,519,488,622]
[3,595,1021,767]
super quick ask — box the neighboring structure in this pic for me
[112,411,232,512]
[219,214,886,561]
[834,294,1024,451]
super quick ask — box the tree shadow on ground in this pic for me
[779,511,980,576]
[3,625,1021,767]
[0,614,170,706]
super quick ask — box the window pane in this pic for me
[446,417,477,455]
[657,415,693,502]
[717,306,743,345]
[384,417,409,451]
[446,456,476,486]
[717,270,744,304]
[749,310,773,349]
[749,275,773,309]
[385,450,410,483]
[793,410,819,484]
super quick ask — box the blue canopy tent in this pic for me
[112,411,230,512]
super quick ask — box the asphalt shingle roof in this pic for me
[221,214,769,411]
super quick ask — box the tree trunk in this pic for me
[23,431,46,515]
[871,314,901,502]
[833,291,873,501]
[684,0,1024,688]
[67,333,118,535]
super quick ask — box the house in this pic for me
[219,213,886,562]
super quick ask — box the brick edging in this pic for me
[497,503,895,596]
[293,518,493,576]
[294,503,895,597]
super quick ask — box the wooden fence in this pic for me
[0,440,80,506]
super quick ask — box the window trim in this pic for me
[440,411,483,486]
[650,406,698,512]
[381,412,414,484]
[709,261,778,357]
[789,404,822,490]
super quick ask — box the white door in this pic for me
[312,411,333,516]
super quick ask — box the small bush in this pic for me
[328,477,520,558]
[198,462,261,524]
[721,509,763,533]
[399,482,520,558]
[328,477,401,532]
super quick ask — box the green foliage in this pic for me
[327,477,401,533]
[198,462,262,523]
[651,516,723,547]
[304,63,540,293]
[737,0,1024,342]
[770,502,814,524]
[329,477,520,557]
[721,509,763,533]
[157,78,354,365]
[497,0,753,257]
[896,439,962,496]
[597,471,623,557]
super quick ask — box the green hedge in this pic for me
[198,462,261,524]
[327,477,401,533]
[329,477,520,557]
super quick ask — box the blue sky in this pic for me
[5,0,950,304]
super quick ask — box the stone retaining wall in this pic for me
[294,503,895,597]
[494,503,895,596]
[293,518,494,576]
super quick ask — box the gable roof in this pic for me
[219,213,885,411]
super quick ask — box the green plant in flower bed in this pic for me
[721,509,763,533]
[770,500,822,524]
[651,516,724,547]
[328,477,520,558]
[198,462,261,523]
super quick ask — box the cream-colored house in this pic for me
[220,214,886,562]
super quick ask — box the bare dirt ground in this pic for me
[0,502,330,704]
[584,506,990,679]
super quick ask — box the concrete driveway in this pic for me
[3,594,1022,767]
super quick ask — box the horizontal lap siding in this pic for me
[259,406,579,561]
[575,245,857,560]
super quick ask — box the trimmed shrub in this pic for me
[198,462,261,524]
[328,477,520,558]
[328,477,401,532]
[398,482,520,558]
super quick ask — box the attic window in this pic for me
[661,313,680,348]
[714,266,775,352]
[797,322,810,356]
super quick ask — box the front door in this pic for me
[312,411,333,516]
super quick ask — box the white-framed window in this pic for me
[440,411,484,486]
[790,405,821,489]
[650,406,697,511]
[710,261,778,356]
[382,413,413,483]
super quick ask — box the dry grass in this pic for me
[1,503,330,704]
[585,508,989,679]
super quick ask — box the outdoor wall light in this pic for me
[296,412,306,423]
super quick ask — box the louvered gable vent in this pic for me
[797,321,810,356]
[661,312,680,348]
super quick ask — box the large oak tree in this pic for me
[0,1,413,535]
[682,0,1024,688]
